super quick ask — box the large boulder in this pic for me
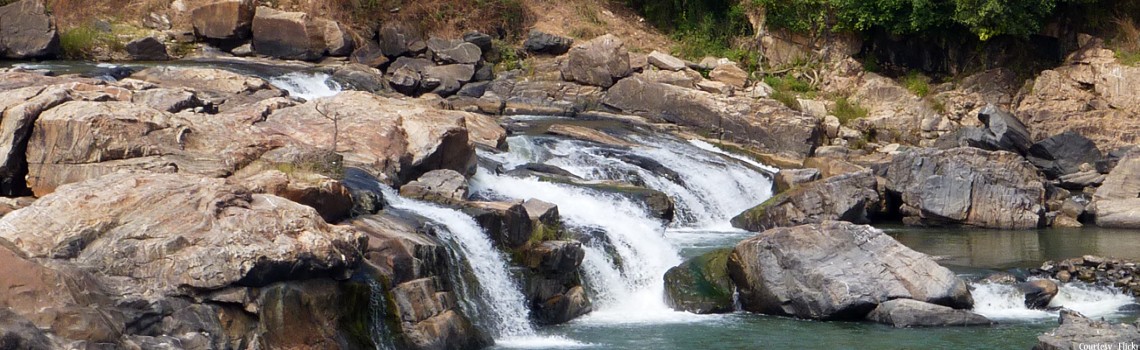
[1027,131,1103,179]
[523,30,572,55]
[773,168,821,193]
[519,240,590,325]
[0,172,364,294]
[664,249,735,314]
[251,7,352,61]
[189,0,255,48]
[1020,279,1059,310]
[257,92,476,185]
[561,34,631,88]
[731,169,878,231]
[1035,310,1140,350]
[865,299,991,328]
[427,37,482,65]
[1091,147,1140,228]
[727,221,973,320]
[884,147,1046,229]
[462,201,533,250]
[0,0,61,59]
[125,36,170,61]
[0,85,71,196]
[647,50,686,71]
[709,63,748,89]
[604,75,820,163]
[965,104,1034,154]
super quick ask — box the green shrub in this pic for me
[770,90,800,110]
[832,97,867,125]
[623,0,753,60]
[764,75,814,93]
[59,24,111,59]
[902,71,931,97]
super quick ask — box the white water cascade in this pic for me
[380,187,586,348]
[268,71,343,100]
[471,130,775,324]
[970,279,1136,321]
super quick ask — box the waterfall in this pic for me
[379,187,586,348]
[970,279,1136,321]
[366,278,396,350]
[471,130,774,324]
[267,71,343,100]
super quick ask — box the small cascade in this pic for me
[472,128,775,324]
[380,187,586,348]
[970,279,1136,321]
[267,71,343,100]
[366,278,397,350]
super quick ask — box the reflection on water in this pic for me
[885,225,1140,269]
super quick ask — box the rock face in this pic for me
[0,0,61,59]
[1016,47,1140,151]
[664,249,734,314]
[524,30,573,55]
[773,168,822,193]
[728,221,973,320]
[884,147,1046,229]
[0,173,363,293]
[519,241,591,325]
[731,169,878,231]
[251,7,352,61]
[561,34,631,88]
[258,92,476,185]
[399,169,469,206]
[1035,310,1140,350]
[0,307,52,350]
[1092,147,1140,228]
[1027,131,1103,179]
[865,299,991,328]
[190,0,255,48]
[463,201,532,249]
[605,75,820,163]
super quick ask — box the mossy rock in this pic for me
[663,248,735,314]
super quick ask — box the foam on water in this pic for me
[268,71,343,100]
[971,279,1136,321]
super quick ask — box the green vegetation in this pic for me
[59,24,116,59]
[901,71,931,97]
[1112,16,1140,66]
[620,0,753,59]
[832,97,867,125]
[764,74,816,110]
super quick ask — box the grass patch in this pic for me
[902,71,931,97]
[1112,16,1140,66]
[832,97,867,125]
[770,91,799,110]
[59,24,115,59]
[764,74,816,110]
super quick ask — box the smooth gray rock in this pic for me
[561,34,631,88]
[728,221,974,320]
[1092,147,1140,228]
[0,0,61,59]
[774,168,822,193]
[866,299,992,328]
[125,36,170,61]
[398,169,469,206]
[1028,131,1103,179]
[647,50,686,71]
[427,37,482,65]
[732,170,878,231]
[885,147,1046,229]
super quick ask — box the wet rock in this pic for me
[866,299,992,328]
[1035,309,1140,350]
[1091,147,1140,228]
[257,279,375,349]
[524,30,573,55]
[399,169,469,206]
[561,34,631,88]
[731,170,878,231]
[1019,280,1059,310]
[1027,131,1103,179]
[189,0,255,49]
[0,0,61,59]
[647,50,686,71]
[980,272,1019,284]
[664,249,735,314]
[884,147,1045,229]
[463,201,532,249]
[464,112,506,150]
[728,221,974,320]
[774,168,822,193]
[125,36,170,61]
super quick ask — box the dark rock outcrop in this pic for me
[728,221,973,320]
[1027,131,1103,179]
[664,249,735,314]
[125,36,170,61]
[519,241,591,325]
[884,147,1046,229]
[0,0,61,59]
[524,30,573,55]
[1019,279,1059,310]
[731,169,878,231]
[865,299,992,328]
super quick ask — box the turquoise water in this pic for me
[492,226,1140,350]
